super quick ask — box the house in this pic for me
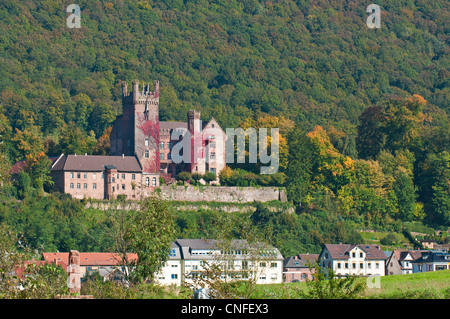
[319,244,387,277]
[155,239,284,287]
[385,250,425,275]
[283,253,319,283]
[42,252,138,280]
[154,242,183,286]
[411,250,450,273]
[50,154,157,200]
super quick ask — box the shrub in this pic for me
[176,171,191,182]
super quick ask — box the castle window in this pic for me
[84,173,87,179]
[122,174,125,179]
[112,177,115,183]
[152,177,156,186]
[93,173,96,180]
[77,173,81,179]
[93,183,97,190]
[209,141,216,149]
[145,139,149,147]
[210,168,216,174]
[84,183,87,189]
[167,153,171,160]
[70,183,74,189]
[132,174,136,180]
[145,177,149,186]
[210,152,216,160]
[159,142,164,149]
[77,183,81,189]
[160,153,164,160]
[70,173,74,179]
[145,150,149,158]
[122,184,125,190]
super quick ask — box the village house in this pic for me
[155,239,284,287]
[42,252,138,281]
[283,253,319,283]
[385,250,425,275]
[319,244,387,277]
[411,250,450,273]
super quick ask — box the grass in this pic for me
[247,270,450,299]
[358,231,410,250]
[363,269,450,299]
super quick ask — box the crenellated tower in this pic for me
[110,80,160,174]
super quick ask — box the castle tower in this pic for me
[187,110,203,173]
[110,80,160,174]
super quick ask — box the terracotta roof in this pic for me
[324,244,387,260]
[42,252,138,266]
[50,154,142,172]
[14,260,68,279]
[10,156,60,175]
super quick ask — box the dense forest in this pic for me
[0,0,448,254]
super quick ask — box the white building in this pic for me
[319,244,387,277]
[154,242,183,286]
[154,239,284,287]
[411,250,450,273]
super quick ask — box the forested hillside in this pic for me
[0,0,448,251]
[0,0,448,136]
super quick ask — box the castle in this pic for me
[50,80,227,200]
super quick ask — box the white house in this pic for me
[411,250,450,273]
[385,250,425,275]
[319,244,387,277]
[155,239,283,287]
[154,242,183,286]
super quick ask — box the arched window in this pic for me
[152,177,157,186]
[145,177,149,186]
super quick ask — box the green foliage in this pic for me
[176,171,191,182]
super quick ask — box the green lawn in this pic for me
[249,270,450,299]
[363,269,450,299]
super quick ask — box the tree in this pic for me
[106,196,176,284]
[302,264,366,299]
[393,170,418,221]
[0,223,68,299]
[285,127,315,209]
[126,196,176,283]
[176,171,191,183]
[203,171,217,184]
[24,151,53,194]
[356,106,384,160]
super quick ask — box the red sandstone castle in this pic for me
[50,80,226,200]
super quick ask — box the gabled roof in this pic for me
[50,154,142,172]
[323,244,387,260]
[42,252,138,266]
[411,250,450,264]
[284,254,319,268]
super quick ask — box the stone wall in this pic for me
[158,186,287,203]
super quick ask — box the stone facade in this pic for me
[159,185,286,203]
[50,154,159,200]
